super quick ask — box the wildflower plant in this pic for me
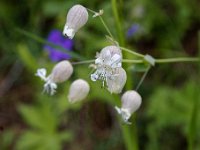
[36,4,200,125]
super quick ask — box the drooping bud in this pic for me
[68,79,90,103]
[63,4,88,39]
[36,60,73,95]
[107,67,127,94]
[49,60,73,83]
[115,90,142,124]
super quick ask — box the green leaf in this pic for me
[18,103,57,132]
[17,44,38,71]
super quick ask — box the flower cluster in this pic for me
[36,4,142,124]
[91,45,127,94]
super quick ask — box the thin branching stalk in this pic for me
[87,8,114,39]
[120,47,145,58]
[71,60,95,65]
[135,66,151,91]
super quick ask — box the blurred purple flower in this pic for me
[44,29,74,62]
[126,24,140,38]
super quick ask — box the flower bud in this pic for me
[63,4,88,39]
[68,79,90,103]
[35,60,73,95]
[50,60,73,83]
[115,90,142,124]
[107,67,127,94]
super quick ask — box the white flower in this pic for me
[68,79,90,103]
[91,46,122,86]
[36,60,73,95]
[115,90,142,124]
[107,67,127,94]
[63,4,88,39]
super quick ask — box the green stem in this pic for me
[99,16,114,39]
[120,47,145,58]
[122,59,143,63]
[187,31,200,150]
[135,66,151,91]
[87,8,114,39]
[155,57,199,63]
[111,1,139,150]
[188,93,199,150]
[71,60,95,65]
[122,57,200,64]
[111,0,125,45]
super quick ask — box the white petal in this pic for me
[63,25,75,39]
[91,73,98,81]
[43,81,57,95]
[35,68,47,81]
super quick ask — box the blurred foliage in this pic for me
[146,80,200,150]
[0,0,199,150]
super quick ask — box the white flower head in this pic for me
[36,60,73,95]
[68,79,90,103]
[91,45,124,91]
[63,4,88,39]
[115,90,142,124]
[107,67,127,94]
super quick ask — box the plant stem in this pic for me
[111,0,125,45]
[155,57,199,63]
[71,60,95,65]
[111,1,139,150]
[122,59,143,63]
[122,57,200,64]
[99,16,114,39]
[188,90,199,150]
[135,66,151,91]
[87,8,114,39]
[120,47,145,58]
[187,31,200,150]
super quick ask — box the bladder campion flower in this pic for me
[68,79,90,103]
[91,45,126,93]
[44,29,73,62]
[63,4,88,39]
[115,90,142,124]
[107,67,127,94]
[36,60,73,95]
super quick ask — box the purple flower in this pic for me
[126,24,140,38]
[44,29,74,62]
